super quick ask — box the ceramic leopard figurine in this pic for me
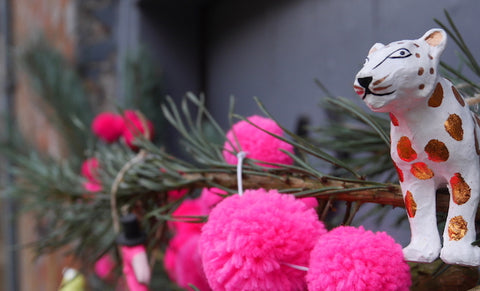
[354,28,480,266]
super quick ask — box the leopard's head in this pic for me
[354,29,447,112]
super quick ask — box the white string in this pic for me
[281,262,309,272]
[236,151,248,196]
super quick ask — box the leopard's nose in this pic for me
[357,76,373,88]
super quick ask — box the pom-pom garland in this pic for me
[306,226,411,291]
[223,115,294,167]
[199,188,326,291]
[92,112,125,143]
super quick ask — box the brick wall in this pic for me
[10,0,118,290]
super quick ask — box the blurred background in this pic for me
[0,0,479,290]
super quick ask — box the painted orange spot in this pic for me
[415,53,421,58]
[448,216,468,241]
[419,84,425,90]
[393,161,404,182]
[389,113,399,126]
[373,74,389,86]
[429,68,435,74]
[424,139,449,162]
[452,86,465,106]
[410,162,434,180]
[404,191,417,218]
[450,173,471,205]
[418,67,424,76]
[428,54,433,59]
[375,85,392,91]
[428,83,443,107]
[413,43,420,48]
[397,136,417,162]
[445,114,463,141]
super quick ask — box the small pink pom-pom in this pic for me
[223,115,294,167]
[168,199,205,235]
[94,254,115,279]
[167,188,189,200]
[299,197,318,209]
[307,226,411,291]
[123,110,154,149]
[197,188,227,214]
[81,157,103,192]
[83,181,102,192]
[200,189,326,291]
[92,112,125,143]
[81,157,100,182]
[164,233,211,291]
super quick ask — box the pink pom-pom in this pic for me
[81,157,100,182]
[81,157,103,192]
[167,188,189,200]
[168,199,205,235]
[200,189,326,291]
[197,188,227,214]
[92,112,125,143]
[164,233,211,291]
[94,254,115,279]
[306,226,411,291]
[83,181,102,192]
[123,110,154,149]
[299,197,318,209]
[223,115,294,167]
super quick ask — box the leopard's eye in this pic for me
[389,48,412,59]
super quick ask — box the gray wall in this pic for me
[206,0,480,130]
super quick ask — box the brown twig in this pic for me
[179,172,458,214]
[110,110,151,234]
[466,95,480,106]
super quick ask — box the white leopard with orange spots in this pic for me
[354,29,480,266]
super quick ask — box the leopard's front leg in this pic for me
[440,170,480,266]
[401,179,442,263]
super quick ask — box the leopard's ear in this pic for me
[368,43,385,55]
[420,28,447,60]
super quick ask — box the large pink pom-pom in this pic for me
[223,115,294,167]
[92,112,125,143]
[200,189,326,291]
[306,226,411,291]
[123,110,154,149]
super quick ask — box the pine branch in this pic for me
[19,37,93,157]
